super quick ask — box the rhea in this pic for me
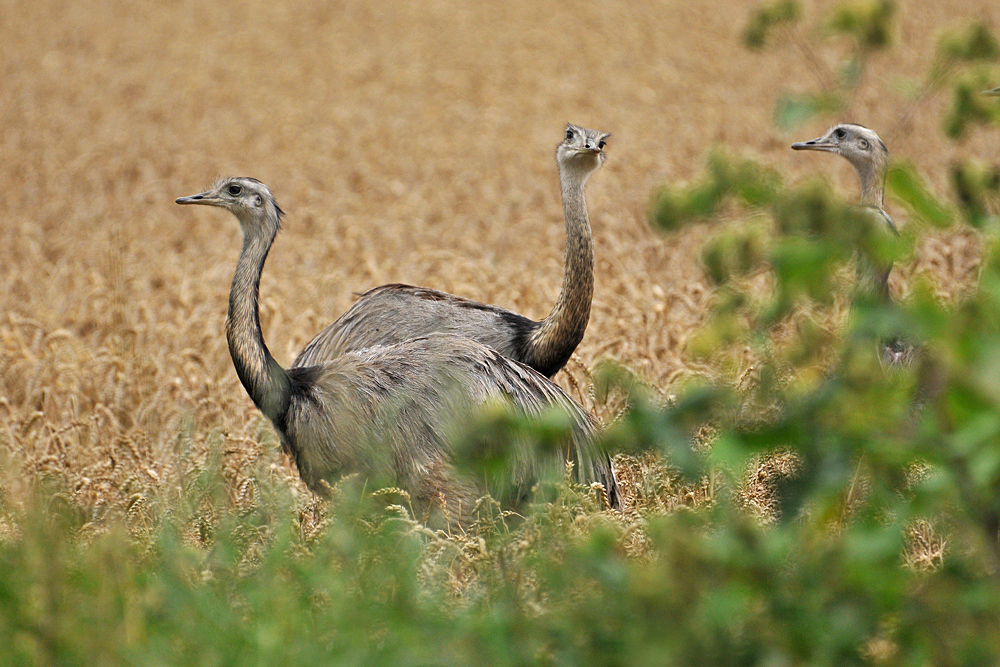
[792,123,911,366]
[175,178,620,521]
[292,124,609,378]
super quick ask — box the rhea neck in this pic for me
[847,152,893,304]
[226,211,292,424]
[527,160,596,376]
[849,152,887,210]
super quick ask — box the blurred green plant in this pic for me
[951,161,1000,229]
[944,69,1000,138]
[743,0,801,50]
[825,0,895,52]
[937,20,1000,64]
[929,21,1000,138]
[6,371,1000,667]
[885,161,954,230]
[650,150,783,232]
[742,0,897,128]
[636,12,1000,654]
[743,1,1000,133]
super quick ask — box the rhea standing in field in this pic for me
[175,177,621,522]
[293,124,609,378]
[792,123,912,367]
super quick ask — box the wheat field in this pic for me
[1,0,997,521]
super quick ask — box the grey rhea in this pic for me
[175,177,621,522]
[292,124,609,378]
[791,123,912,367]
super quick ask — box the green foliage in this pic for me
[825,0,895,52]
[743,0,801,50]
[944,69,1000,138]
[886,161,955,230]
[643,137,1000,662]
[638,31,1000,649]
[744,2,1000,135]
[938,21,1000,65]
[926,22,1000,138]
[702,229,768,286]
[650,150,782,231]
[651,150,911,321]
[7,386,1000,667]
[743,0,898,128]
[951,161,1000,230]
[774,92,842,129]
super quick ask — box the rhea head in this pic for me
[791,123,888,173]
[175,177,285,234]
[791,123,890,207]
[557,124,609,176]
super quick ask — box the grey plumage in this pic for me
[792,123,912,367]
[293,124,609,378]
[175,177,620,523]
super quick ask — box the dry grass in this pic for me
[1,0,997,526]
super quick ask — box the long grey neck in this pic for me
[852,159,892,304]
[855,159,886,209]
[226,225,291,424]
[527,168,595,375]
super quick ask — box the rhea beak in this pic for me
[175,191,222,206]
[791,137,838,152]
[984,87,1000,97]
[569,145,601,156]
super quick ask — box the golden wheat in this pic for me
[1,0,996,527]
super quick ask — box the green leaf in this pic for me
[826,0,895,52]
[938,21,1000,64]
[886,162,954,229]
[774,93,842,129]
[950,160,1000,229]
[650,151,780,231]
[944,69,1000,138]
[743,0,801,50]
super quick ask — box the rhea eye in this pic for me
[597,139,606,150]
[227,184,243,196]
[858,138,869,150]
[565,129,574,142]
[834,128,846,140]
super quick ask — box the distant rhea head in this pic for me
[791,123,888,173]
[557,124,609,175]
[985,87,1000,97]
[175,177,285,232]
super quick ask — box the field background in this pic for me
[1,0,998,516]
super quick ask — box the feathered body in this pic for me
[176,177,620,523]
[281,335,612,515]
[294,284,566,377]
[293,124,609,377]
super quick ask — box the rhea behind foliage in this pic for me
[791,122,912,367]
[293,124,609,378]
[175,178,621,523]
